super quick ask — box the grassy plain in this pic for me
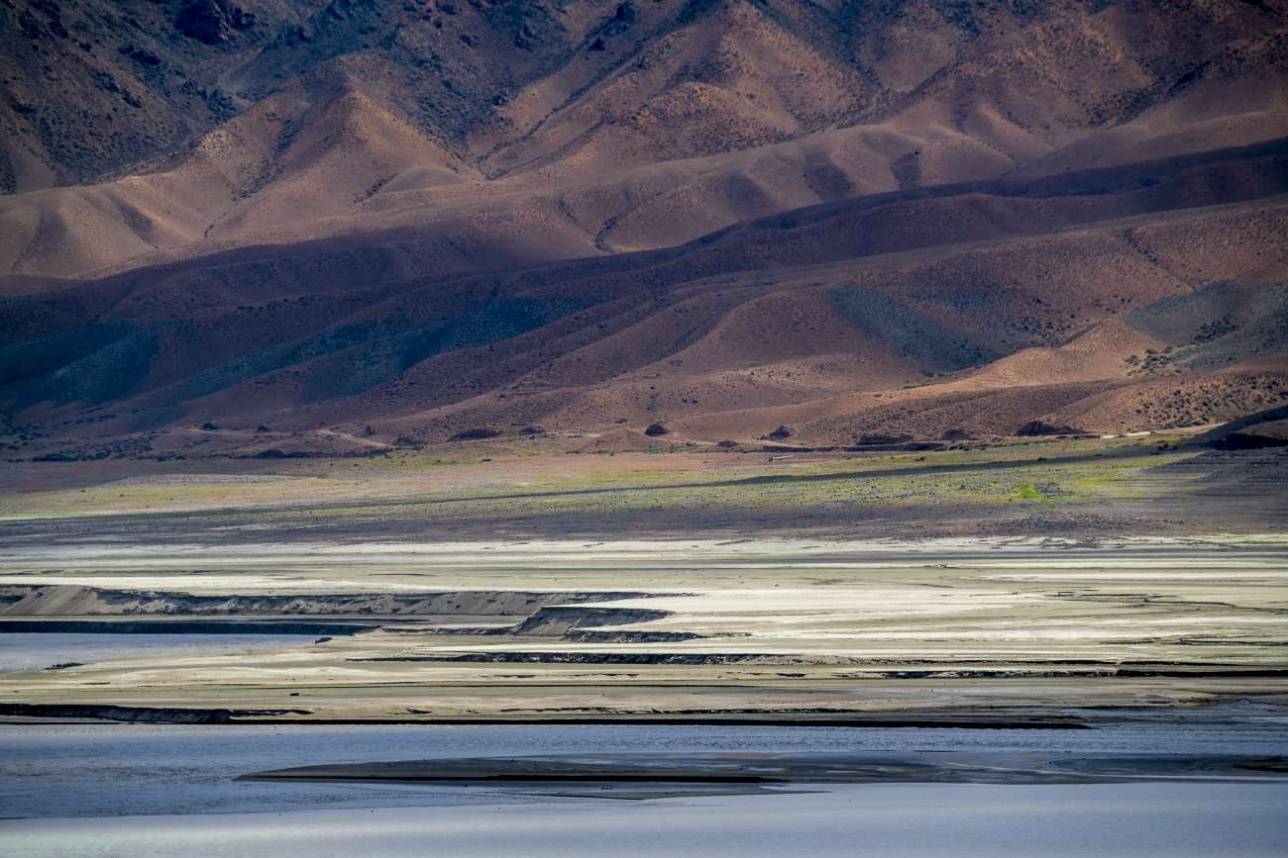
[0,434,1218,542]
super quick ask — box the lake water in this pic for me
[6,783,1287,857]
[0,632,314,672]
[2,719,1286,855]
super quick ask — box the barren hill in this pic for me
[2,0,1287,457]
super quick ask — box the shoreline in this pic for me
[6,700,1280,729]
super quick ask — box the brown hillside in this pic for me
[2,2,1288,457]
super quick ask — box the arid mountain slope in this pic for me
[1,1,1287,456]
[3,0,1287,278]
[3,139,1287,458]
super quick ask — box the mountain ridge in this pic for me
[2,0,1287,457]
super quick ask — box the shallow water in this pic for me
[2,719,1286,855]
[3,718,1288,816]
[7,783,1288,857]
[0,632,311,672]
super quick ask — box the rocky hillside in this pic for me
[2,0,1287,457]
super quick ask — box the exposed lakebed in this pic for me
[3,537,1286,722]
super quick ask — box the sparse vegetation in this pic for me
[1014,483,1045,501]
[1015,421,1082,438]
[857,433,913,446]
[0,436,1203,534]
[449,427,503,442]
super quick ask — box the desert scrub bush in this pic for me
[1014,483,1045,501]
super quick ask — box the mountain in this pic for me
[2,0,1287,458]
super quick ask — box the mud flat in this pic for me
[0,536,1283,723]
[242,749,1288,792]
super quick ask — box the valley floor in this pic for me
[1,434,1284,544]
[0,436,1284,723]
